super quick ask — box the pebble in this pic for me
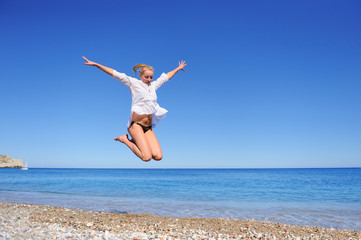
[1,202,360,240]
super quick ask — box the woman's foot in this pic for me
[114,134,129,143]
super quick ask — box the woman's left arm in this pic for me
[166,60,187,80]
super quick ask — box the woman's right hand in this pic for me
[82,56,97,66]
[82,56,114,76]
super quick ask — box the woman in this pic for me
[82,56,187,162]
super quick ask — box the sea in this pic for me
[0,168,360,231]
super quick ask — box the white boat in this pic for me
[21,162,28,170]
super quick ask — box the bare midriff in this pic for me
[132,112,152,127]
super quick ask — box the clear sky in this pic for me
[1,0,360,168]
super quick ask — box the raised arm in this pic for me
[166,60,187,80]
[82,56,114,76]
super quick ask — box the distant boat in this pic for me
[21,162,28,170]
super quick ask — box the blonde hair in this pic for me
[133,64,154,75]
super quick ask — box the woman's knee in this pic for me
[141,156,152,162]
[152,153,163,161]
[141,153,152,162]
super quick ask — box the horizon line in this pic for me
[5,167,360,170]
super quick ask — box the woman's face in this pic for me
[140,69,154,85]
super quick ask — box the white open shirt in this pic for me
[112,70,170,129]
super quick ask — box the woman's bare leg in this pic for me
[144,129,163,161]
[114,124,152,162]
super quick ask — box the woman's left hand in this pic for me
[178,60,187,71]
[166,60,188,80]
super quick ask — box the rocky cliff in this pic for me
[0,155,24,168]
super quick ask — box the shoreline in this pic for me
[1,202,360,239]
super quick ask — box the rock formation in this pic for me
[0,155,24,168]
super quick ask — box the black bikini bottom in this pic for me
[130,121,152,133]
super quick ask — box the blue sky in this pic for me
[1,0,360,168]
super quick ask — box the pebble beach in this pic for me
[0,203,360,239]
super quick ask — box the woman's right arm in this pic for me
[83,56,134,88]
[82,56,114,76]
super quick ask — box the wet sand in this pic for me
[0,202,360,239]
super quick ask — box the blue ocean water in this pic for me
[0,168,360,230]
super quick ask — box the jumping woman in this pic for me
[82,57,187,162]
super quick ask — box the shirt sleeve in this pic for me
[112,70,136,88]
[152,73,169,91]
